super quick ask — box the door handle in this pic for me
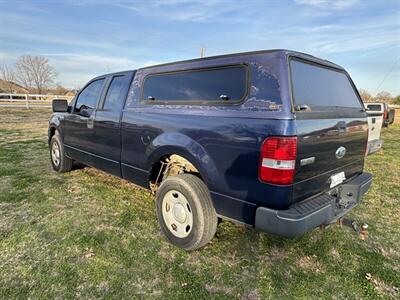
[87,117,94,129]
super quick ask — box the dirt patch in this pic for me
[205,283,234,296]
[297,255,324,273]
[366,273,399,299]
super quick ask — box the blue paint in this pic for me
[49,49,369,227]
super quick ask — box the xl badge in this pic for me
[335,146,346,159]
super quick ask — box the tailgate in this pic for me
[365,104,384,142]
[294,118,368,202]
[289,57,368,203]
[366,114,383,141]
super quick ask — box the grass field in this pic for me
[0,108,399,299]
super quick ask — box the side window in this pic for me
[75,79,105,115]
[103,75,130,111]
[142,65,247,103]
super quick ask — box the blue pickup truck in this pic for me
[49,49,372,250]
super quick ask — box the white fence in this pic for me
[0,93,74,109]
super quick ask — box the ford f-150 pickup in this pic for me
[49,49,372,250]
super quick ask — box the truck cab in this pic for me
[49,50,372,250]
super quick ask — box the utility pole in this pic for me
[200,47,205,58]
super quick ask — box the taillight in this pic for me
[383,109,388,120]
[259,136,297,185]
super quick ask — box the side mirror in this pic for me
[52,99,69,112]
[79,109,91,118]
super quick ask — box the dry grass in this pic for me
[0,108,399,299]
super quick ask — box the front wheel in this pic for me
[50,133,73,173]
[156,174,217,251]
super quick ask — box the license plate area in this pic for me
[330,171,346,188]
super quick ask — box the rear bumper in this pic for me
[255,172,372,238]
[367,139,383,155]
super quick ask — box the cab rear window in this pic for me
[366,104,382,111]
[290,59,362,111]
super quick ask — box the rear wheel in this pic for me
[156,174,217,251]
[50,133,73,173]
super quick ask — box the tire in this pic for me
[50,132,73,173]
[156,174,217,251]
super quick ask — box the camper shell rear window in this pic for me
[290,58,363,112]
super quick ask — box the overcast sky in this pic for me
[0,0,399,95]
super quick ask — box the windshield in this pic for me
[290,59,362,111]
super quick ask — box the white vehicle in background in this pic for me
[365,102,384,155]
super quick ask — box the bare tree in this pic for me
[15,55,57,94]
[358,89,373,103]
[393,95,400,105]
[0,63,16,93]
[53,84,69,95]
[375,91,392,103]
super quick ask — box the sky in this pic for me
[0,0,399,95]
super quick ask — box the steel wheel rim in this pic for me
[51,141,60,167]
[162,190,193,238]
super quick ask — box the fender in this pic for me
[146,132,219,188]
[48,114,64,143]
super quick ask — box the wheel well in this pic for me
[149,154,201,193]
[48,127,56,144]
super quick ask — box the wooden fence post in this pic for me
[25,94,29,109]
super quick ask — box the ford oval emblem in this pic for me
[335,146,346,159]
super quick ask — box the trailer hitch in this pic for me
[337,218,369,240]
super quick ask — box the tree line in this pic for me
[359,89,400,105]
[1,54,399,104]
[0,55,65,95]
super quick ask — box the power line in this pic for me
[373,56,400,95]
